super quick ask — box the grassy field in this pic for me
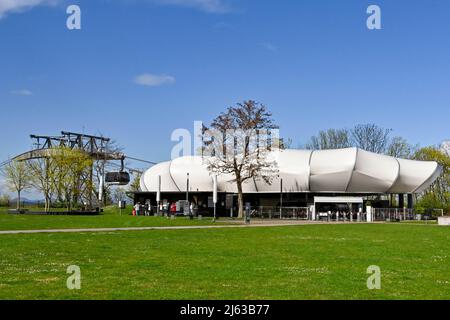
[0,223,449,300]
[0,206,217,230]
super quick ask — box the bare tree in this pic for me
[441,140,450,156]
[305,128,351,150]
[386,136,416,159]
[1,160,32,210]
[112,187,127,203]
[93,139,123,206]
[351,124,392,154]
[204,100,279,218]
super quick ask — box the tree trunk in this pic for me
[67,194,71,212]
[45,196,49,213]
[43,190,51,213]
[17,190,21,210]
[237,182,244,219]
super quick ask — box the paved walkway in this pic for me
[0,220,380,235]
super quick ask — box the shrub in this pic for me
[0,194,10,207]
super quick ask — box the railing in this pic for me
[252,206,310,220]
[315,211,366,222]
[372,208,441,221]
[372,208,415,221]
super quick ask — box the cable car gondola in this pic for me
[105,171,130,185]
[105,157,130,185]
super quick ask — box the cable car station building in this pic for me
[135,148,442,220]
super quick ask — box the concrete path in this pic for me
[0,220,380,235]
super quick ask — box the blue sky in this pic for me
[0,0,449,191]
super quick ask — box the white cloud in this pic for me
[0,0,59,19]
[154,0,230,13]
[0,0,231,19]
[0,0,230,19]
[11,89,32,95]
[261,42,278,52]
[134,73,175,87]
[213,21,232,30]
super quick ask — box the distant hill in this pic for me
[10,197,44,204]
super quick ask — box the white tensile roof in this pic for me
[140,148,442,194]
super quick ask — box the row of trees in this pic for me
[0,145,139,211]
[0,194,10,207]
[304,124,416,158]
[1,147,95,211]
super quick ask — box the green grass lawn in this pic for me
[400,220,437,225]
[0,206,217,230]
[0,223,449,299]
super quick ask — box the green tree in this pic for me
[413,147,450,212]
[126,173,142,200]
[0,193,10,207]
[1,160,32,210]
[129,173,141,191]
[51,147,94,211]
[27,157,56,212]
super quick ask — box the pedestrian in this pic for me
[170,202,177,215]
[134,202,141,216]
[190,202,194,216]
[146,202,151,216]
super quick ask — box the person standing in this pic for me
[189,202,194,220]
[170,202,177,215]
[147,202,151,216]
[134,203,141,216]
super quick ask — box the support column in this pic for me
[279,179,283,219]
[398,194,405,209]
[366,206,373,222]
[407,194,413,209]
